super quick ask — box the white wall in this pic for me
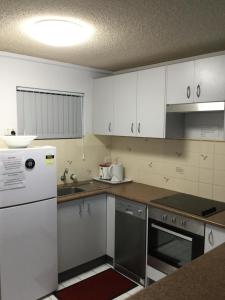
[0,52,109,135]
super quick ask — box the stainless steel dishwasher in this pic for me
[114,197,147,286]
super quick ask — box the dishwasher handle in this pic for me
[125,209,134,216]
[116,197,147,220]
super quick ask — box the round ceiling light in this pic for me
[23,18,94,47]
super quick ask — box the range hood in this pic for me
[166,102,225,113]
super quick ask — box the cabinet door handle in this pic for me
[187,86,191,99]
[196,84,201,98]
[138,122,141,134]
[131,122,134,133]
[87,202,91,216]
[108,122,111,133]
[208,230,214,246]
[79,204,82,217]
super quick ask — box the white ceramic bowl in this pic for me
[0,135,37,148]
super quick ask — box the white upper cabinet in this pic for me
[166,61,194,104]
[93,53,225,138]
[114,72,137,136]
[93,76,114,135]
[167,55,225,104]
[194,55,225,102]
[137,67,166,138]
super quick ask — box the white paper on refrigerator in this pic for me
[0,153,26,190]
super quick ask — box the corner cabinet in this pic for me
[58,194,107,273]
[93,76,114,135]
[204,224,225,253]
[137,67,166,138]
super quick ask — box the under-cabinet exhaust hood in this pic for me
[166,102,225,113]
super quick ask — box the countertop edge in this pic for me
[128,242,225,300]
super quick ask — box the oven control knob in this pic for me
[171,217,176,224]
[181,220,187,227]
[162,214,168,221]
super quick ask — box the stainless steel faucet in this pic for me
[60,168,69,183]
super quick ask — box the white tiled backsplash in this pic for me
[0,134,111,184]
[1,134,225,202]
[110,137,225,202]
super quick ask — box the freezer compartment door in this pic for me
[0,147,56,207]
[0,198,58,300]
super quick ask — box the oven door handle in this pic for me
[151,223,193,242]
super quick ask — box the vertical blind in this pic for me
[17,87,84,139]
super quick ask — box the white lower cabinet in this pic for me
[58,194,107,273]
[204,224,225,253]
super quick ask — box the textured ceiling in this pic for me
[1,0,225,71]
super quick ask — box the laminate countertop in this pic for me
[57,181,225,229]
[57,181,177,204]
[129,242,225,300]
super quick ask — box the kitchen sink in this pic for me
[57,186,85,197]
[57,180,106,197]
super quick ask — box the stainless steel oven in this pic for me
[148,207,205,275]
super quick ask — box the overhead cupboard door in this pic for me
[194,55,225,102]
[93,76,114,135]
[113,72,137,137]
[166,55,225,104]
[137,67,166,138]
[17,87,83,139]
[166,61,194,104]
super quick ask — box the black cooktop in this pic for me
[152,194,225,217]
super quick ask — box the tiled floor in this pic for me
[43,264,144,300]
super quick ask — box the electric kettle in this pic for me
[110,163,124,182]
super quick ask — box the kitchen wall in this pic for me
[33,134,111,183]
[0,52,111,182]
[0,52,109,134]
[2,52,225,195]
[110,137,225,202]
[0,134,111,183]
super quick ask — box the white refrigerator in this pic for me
[0,146,58,300]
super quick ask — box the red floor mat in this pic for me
[55,268,137,300]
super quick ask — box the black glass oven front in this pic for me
[148,219,204,273]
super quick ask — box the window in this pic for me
[17,87,83,139]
